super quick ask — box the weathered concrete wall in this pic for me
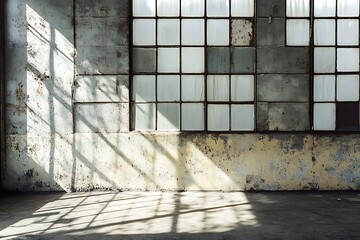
[4,133,360,191]
[3,0,360,191]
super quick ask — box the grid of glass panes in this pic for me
[131,0,255,131]
[313,0,360,131]
[286,0,310,46]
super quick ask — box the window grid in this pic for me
[286,0,360,131]
[131,0,256,132]
[312,0,360,131]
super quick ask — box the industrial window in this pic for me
[287,0,360,131]
[131,0,256,131]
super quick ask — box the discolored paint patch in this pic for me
[231,19,254,46]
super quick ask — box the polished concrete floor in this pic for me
[0,191,359,240]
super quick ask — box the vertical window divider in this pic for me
[155,0,158,131]
[229,0,232,131]
[253,0,257,131]
[179,0,182,131]
[310,0,314,132]
[204,0,208,132]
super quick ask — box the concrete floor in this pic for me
[0,191,359,240]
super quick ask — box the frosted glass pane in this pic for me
[182,19,204,45]
[207,0,229,17]
[157,0,179,16]
[133,103,156,131]
[207,75,229,102]
[231,75,254,101]
[286,0,310,17]
[314,20,335,46]
[337,75,359,101]
[314,0,336,17]
[286,20,309,46]
[133,0,156,17]
[133,19,156,46]
[181,47,205,73]
[182,103,205,130]
[182,75,205,101]
[313,103,336,130]
[207,20,229,46]
[157,103,180,131]
[314,75,335,102]
[132,75,155,102]
[338,0,359,17]
[338,20,359,46]
[337,48,359,72]
[158,19,180,46]
[231,105,255,131]
[208,105,229,131]
[314,47,335,73]
[231,0,254,17]
[158,48,180,73]
[182,0,204,17]
[158,75,180,101]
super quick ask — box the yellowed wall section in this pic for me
[4,133,360,191]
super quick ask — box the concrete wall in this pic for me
[3,0,360,191]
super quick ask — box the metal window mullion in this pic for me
[229,0,232,131]
[179,0,182,131]
[155,0,158,131]
[253,0,257,132]
[204,0,208,131]
[310,0,314,131]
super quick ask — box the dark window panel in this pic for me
[231,47,255,73]
[336,102,359,131]
[207,47,230,74]
[132,48,156,73]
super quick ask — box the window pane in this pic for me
[158,75,180,101]
[132,75,155,102]
[158,48,180,73]
[286,19,309,46]
[207,20,229,46]
[158,19,180,46]
[337,103,360,131]
[314,47,335,73]
[207,47,230,73]
[313,103,336,130]
[337,75,359,101]
[231,0,254,17]
[231,19,253,46]
[207,0,229,17]
[231,47,255,73]
[133,0,156,17]
[231,104,255,131]
[208,104,229,131]
[181,47,205,73]
[231,75,254,101]
[338,20,359,46]
[182,0,204,17]
[133,103,156,130]
[207,75,229,102]
[157,0,179,16]
[338,0,359,17]
[314,20,335,46]
[314,0,336,17]
[133,19,156,46]
[182,19,204,45]
[314,75,335,102]
[157,103,180,131]
[286,0,310,17]
[182,103,205,130]
[132,48,156,73]
[337,48,359,72]
[182,75,205,101]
